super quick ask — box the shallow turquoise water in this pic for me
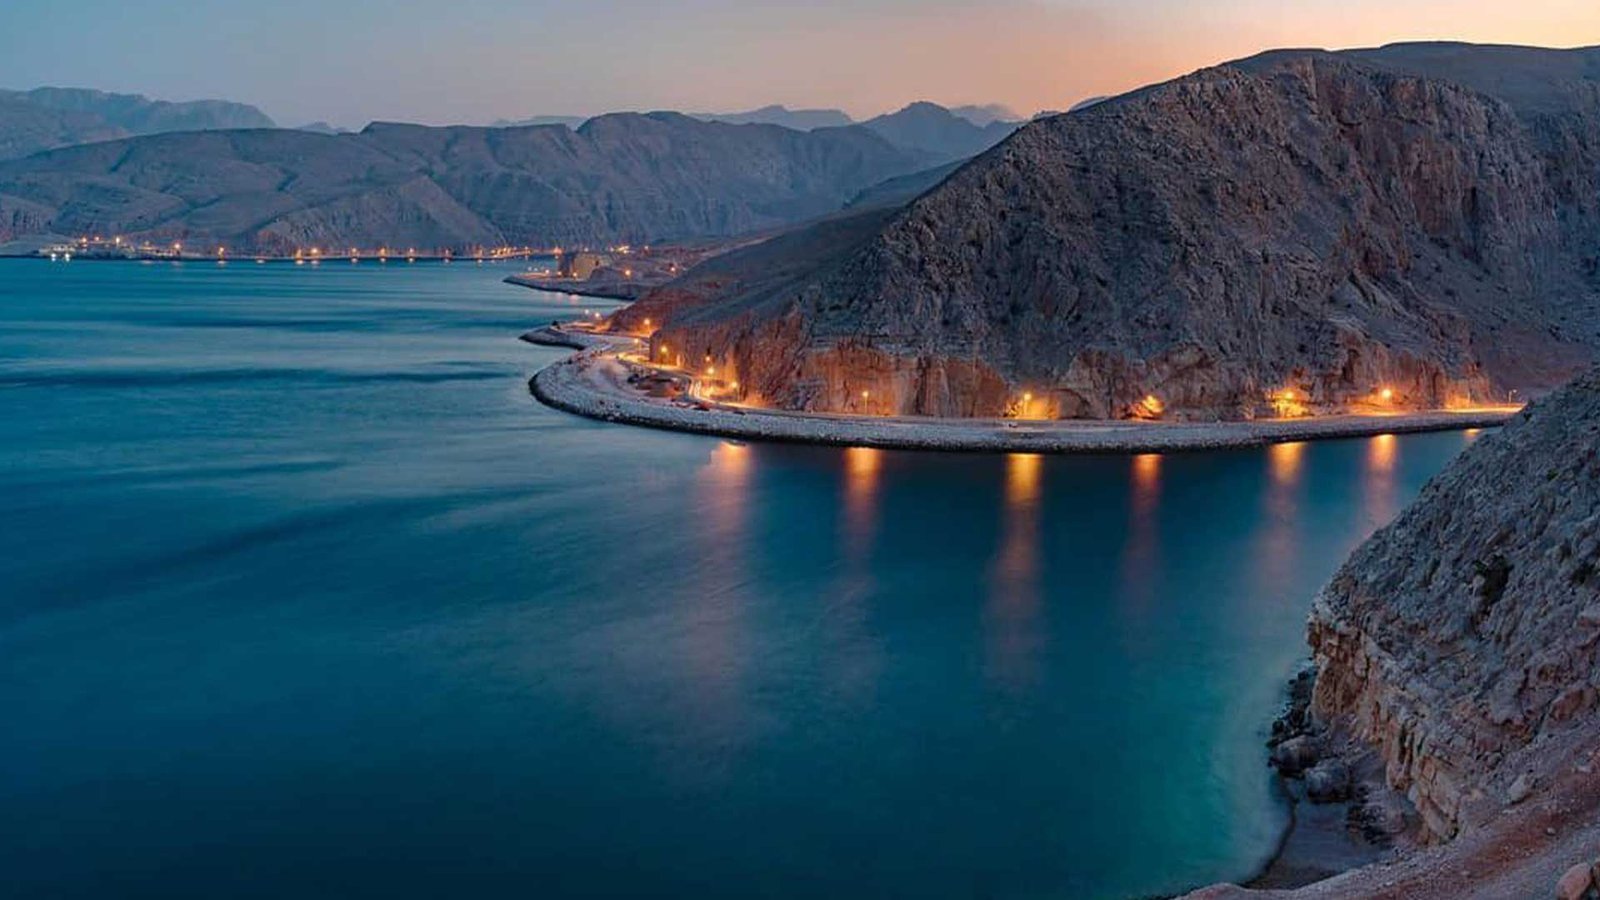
[0,259,1474,898]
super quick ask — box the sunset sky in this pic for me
[3,0,1598,127]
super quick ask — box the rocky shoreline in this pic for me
[525,333,1518,455]
[1187,368,1600,899]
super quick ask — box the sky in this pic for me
[2,0,1598,128]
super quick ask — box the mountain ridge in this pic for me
[0,113,935,252]
[639,42,1600,419]
[0,86,276,160]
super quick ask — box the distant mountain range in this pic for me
[854,101,1019,165]
[0,112,938,252]
[494,102,1026,135]
[490,115,588,129]
[0,89,1034,253]
[695,105,854,130]
[0,87,275,160]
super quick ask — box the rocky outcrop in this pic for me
[0,113,933,252]
[651,43,1600,418]
[1309,366,1600,842]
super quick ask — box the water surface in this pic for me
[0,259,1476,898]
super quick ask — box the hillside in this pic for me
[0,113,933,253]
[646,43,1600,418]
[0,87,275,160]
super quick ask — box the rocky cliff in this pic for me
[649,43,1600,418]
[1309,366,1600,842]
[0,114,932,252]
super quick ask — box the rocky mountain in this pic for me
[696,105,854,130]
[644,43,1600,419]
[0,113,932,252]
[854,101,1019,165]
[0,87,275,160]
[1295,367,1600,894]
[842,160,964,210]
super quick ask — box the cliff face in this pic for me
[653,44,1600,418]
[0,114,932,252]
[1310,367,1600,841]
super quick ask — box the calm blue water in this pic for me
[0,259,1474,899]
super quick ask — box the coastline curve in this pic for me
[526,332,1521,455]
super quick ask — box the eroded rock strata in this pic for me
[645,43,1600,420]
[1309,366,1600,844]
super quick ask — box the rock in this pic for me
[1270,735,1320,777]
[653,45,1600,420]
[1305,759,1354,803]
[1508,774,1535,806]
[1309,368,1600,840]
[1556,862,1593,900]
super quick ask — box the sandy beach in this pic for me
[524,325,1522,454]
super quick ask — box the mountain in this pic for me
[297,121,350,135]
[0,113,933,252]
[842,160,965,210]
[491,115,588,129]
[854,101,1018,164]
[642,43,1600,419]
[0,87,275,160]
[1291,365,1600,892]
[696,105,854,130]
[1066,95,1110,112]
[948,103,1020,127]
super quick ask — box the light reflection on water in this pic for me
[831,446,883,701]
[1364,434,1399,526]
[989,453,1045,688]
[1257,442,1305,596]
[1122,453,1163,610]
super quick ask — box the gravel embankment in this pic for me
[527,340,1518,454]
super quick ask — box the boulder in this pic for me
[1507,773,1535,806]
[1270,735,1319,777]
[1305,759,1353,803]
[1555,861,1593,900]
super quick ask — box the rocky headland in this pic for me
[642,43,1600,421]
[1191,366,1600,898]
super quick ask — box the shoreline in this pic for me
[524,327,1521,455]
